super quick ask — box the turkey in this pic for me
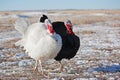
[40,15,80,71]
[14,18,62,74]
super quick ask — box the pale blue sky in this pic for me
[0,0,120,11]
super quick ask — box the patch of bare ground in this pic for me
[0,11,25,15]
[52,15,120,26]
[1,10,120,26]
[81,30,96,34]
[48,10,120,15]
[47,10,120,25]
[0,38,20,49]
[0,19,16,32]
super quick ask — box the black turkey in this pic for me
[40,14,80,71]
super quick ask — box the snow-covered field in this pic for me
[0,10,120,80]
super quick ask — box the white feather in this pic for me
[15,19,62,61]
[14,18,30,36]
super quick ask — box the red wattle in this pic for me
[65,24,74,35]
[48,24,54,34]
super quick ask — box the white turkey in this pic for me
[14,18,62,75]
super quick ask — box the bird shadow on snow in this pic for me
[88,64,120,73]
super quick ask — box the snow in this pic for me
[0,52,10,58]
[11,52,26,59]
[0,14,18,19]
[91,13,108,16]
[20,12,44,17]
[0,11,120,79]
[0,31,21,45]
[18,59,34,67]
[93,64,120,73]
[17,15,30,18]
[0,61,18,67]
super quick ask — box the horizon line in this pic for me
[0,9,120,12]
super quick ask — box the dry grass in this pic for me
[48,16,105,25]
[1,10,120,26]
[0,11,25,15]
[1,10,120,15]
[0,38,20,49]
[49,15,120,26]
[51,10,120,15]
[81,30,96,34]
[47,10,120,25]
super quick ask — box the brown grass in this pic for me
[50,15,120,26]
[81,30,96,34]
[51,10,120,15]
[1,10,120,15]
[1,10,120,26]
[47,10,120,25]
[48,16,106,25]
[0,38,20,49]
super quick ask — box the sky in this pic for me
[0,0,120,11]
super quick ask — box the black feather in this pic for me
[40,14,48,23]
[40,15,80,61]
[53,22,80,61]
